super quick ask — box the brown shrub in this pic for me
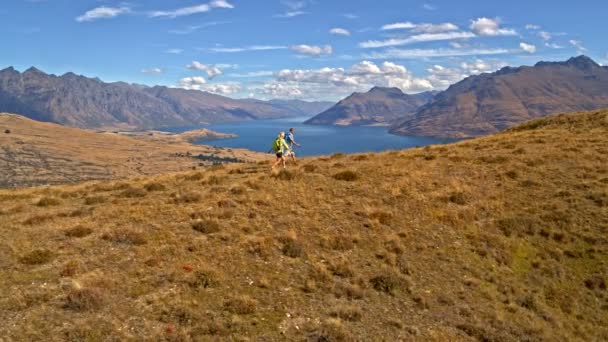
[223,296,258,315]
[282,238,305,258]
[448,191,470,205]
[144,182,166,192]
[307,318,352,342]
[329,304,362,321]
[120,187,147,198]
[496,216,538,237]
[370,271,405,295]
[330,259,354,278]
[23,213,55,225]
[243,237,273,259]
[331,153,346,159]
[19,249,54,265]
[84,196,105,205]
[101,229,147,245]
[172,192,201,204]
[36,197,61,207]
[274,169,296,181]
[217,199,237,208]
[333,282,365,300]
[65,225,93,238]
[60,260,80,277]
[333,171,358,182]
[64,287,104,311]
[188,269,219,289]
[302,164,318,173]
[192,219,220,234]
[325,235,355,251]
[369,211,393,224]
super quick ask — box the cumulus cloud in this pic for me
[258,82,304,98]
[141,68,163,74]
[519,42,536,54]
[329,28,351,36]
[360,31,475,48]
[201,82,242,95]
[460,59,508,74]
[150,1,233,18]
[538,31,552,41]
[470,17,517,36]
[178,77,207,90]
[290,44,333,56]
[76,6,130,22]
[187,61,223,79]
[569,39,587,53]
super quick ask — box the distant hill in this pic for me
[305,87,435,126]
[0,67,329,130]
[390,56,608,138]
[0,113,264,188]
[1,109,606,340]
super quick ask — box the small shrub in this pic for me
[4,129,10,134]
[217,199,237,208]
[120,187,147,198]
[65,225,93,238]
[505,170,519,179]
[19,249,54,265]
[172,192,201,204]
[144,182,166,192]
[326,235,355,251]
[369,211,393,224]
[223,296,258,315]
[302,164,318,173]
[333,282,364,300]
[192,219,220,234]
[330,259,354,278]
[84,196,105,205]
[370,272,404,295]
[230,186,245,195]
[307,318,352,342]
[353,155,368,161]
[64,287,104,311]
[188,269,219,289]
[330,305,362,321]
[185,172,205,181]
[331,153,346,159]
[23,213,54,225]
[274,169,295,181]
[333,171,358,182]
[448,191,469,205]
[101,229,147,245]
[496,216,538,237]
[282,239,305,258]
[60,260,80,277]
[36,197,61,207]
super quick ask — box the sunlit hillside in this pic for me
[0,110,606,341]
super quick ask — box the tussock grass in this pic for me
[0,110,607,340]
[333,170,358,181]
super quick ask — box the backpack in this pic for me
[285,133,293,144]
[272,138,282,152]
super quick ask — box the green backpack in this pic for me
[272,138,282,152]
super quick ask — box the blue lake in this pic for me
[167,117,458,157]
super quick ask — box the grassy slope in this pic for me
[0,110,606,341]
[0,113,263,188]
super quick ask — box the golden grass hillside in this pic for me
[0,113,263,188]
[0,110,607,341]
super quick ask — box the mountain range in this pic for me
[305,87,435,126]
[304,55,608,138]
[0,67,332,130]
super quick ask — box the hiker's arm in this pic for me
[292,139,301,147]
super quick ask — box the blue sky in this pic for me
[1,0,606,101]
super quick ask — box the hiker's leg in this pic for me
[291,151,297,163]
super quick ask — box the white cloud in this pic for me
[520,42,537,53]
[187,61,223,79]
[178,77,207,90]
[545,42,564,49]
[538,31,552,41]
[363,48,511,59]
[150,1,233,18]
[381,22,416,30]
[275,0,309,18]
[449,41,466,49]
[169,21,230,34]
[329,28,351,36]
[165,48,183,54]
[210,45,287,53]
[274,11,307,18]
[360,31,475,48]
[343,13,358,19]
[258,82,304,98]
[229,71,274,78]
[423,3,437,10]
[470,17,517,36]
[290,44,333,57]
[525,24,540,30]
[460,59,508,74]
[382,22,458,33]
[201,82,242,95]
[141,68,163,74]
[569,39,587,54]
[76,6,130,22]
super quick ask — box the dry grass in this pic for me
[0,110,607,340]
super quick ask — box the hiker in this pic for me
[271,132,292,170]
[285,128,301,163]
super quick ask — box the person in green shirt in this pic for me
[271,132,292,170]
